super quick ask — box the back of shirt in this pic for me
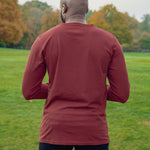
[22,23,130,145]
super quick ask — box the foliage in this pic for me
[40,9,61,33]
[16,0,53,49]
[124,13,139,31]
[140,14,150,33]
[87,5,150,50]
[139,36,150,49]
[0,42,6,48]
[122,43,134,51]
[26,8,43,38]
[7,31,34,49]
[122,39,142,51]
[23,0,52,11]
[101,4,133,44]
[124,12,140,42]
[87,5,133,44]
[0,48,150,150]
[1,0,150,50]
[86,10,93,19]
[0,0,25,44]
[87,10,110,30]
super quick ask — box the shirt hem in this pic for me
[39,138,110,146]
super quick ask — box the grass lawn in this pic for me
[0,48,150,150]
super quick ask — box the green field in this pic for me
[0,48,150,150]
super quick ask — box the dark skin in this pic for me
[60,0,88,24]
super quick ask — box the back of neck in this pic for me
[66,14,87,24]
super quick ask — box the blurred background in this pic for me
[0,0,150,51]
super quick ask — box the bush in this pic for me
[122,40,142,52]
[0,42,6,48]
[122,43,133,51]
[139,36,150,49]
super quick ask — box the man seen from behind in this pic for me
[22,0,130,150]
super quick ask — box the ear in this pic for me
[62,3,68,14]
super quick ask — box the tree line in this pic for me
[0,0,150,51]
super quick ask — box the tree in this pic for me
[23,0,52,11]
[87,10,110,30]
[139,36,150,49]
[16,0,53,49]
[40,9,61,33]
[101,4,133,44]
[86,10,93,19]
[124,13,139,31]
[140,14,150,33]
[0,0,25,44]
[26,7,44,38]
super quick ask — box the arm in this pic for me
[107,36,130,103]
[22,37,48,100]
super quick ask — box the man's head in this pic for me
[60,0,88,23]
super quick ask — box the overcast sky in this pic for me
[18,0,150,21]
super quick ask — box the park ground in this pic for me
[0,48,150,150]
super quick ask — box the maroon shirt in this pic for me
[22,23,130,145]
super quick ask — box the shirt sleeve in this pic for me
[22,37,48,100]
[107,36,130,103]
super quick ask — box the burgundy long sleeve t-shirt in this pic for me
[22,23,130,145]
